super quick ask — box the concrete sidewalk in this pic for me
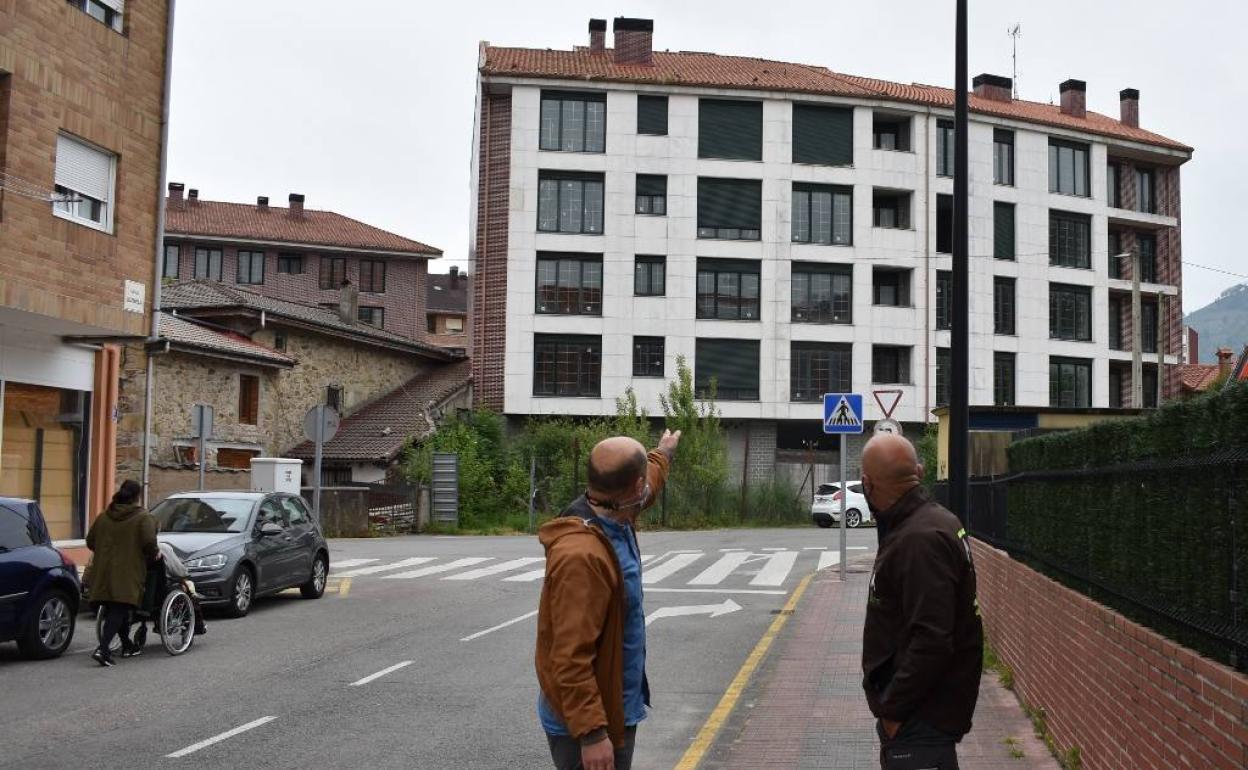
[700,561,1059,769]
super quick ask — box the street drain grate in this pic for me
[770,609,795,615]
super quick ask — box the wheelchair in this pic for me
[95,563,196,656]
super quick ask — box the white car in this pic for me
[811,481,872,529]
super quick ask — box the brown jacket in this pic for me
[86,502,159,606]
[534,450,670,748]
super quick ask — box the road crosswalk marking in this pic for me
[817,551,841,571]
[331,558,379,570]
[751,551,799,586]
[688,552,751,585]
[382,557,492,580]
[443,557,545,581]
[336,557,435,578]
[642,553,702,584]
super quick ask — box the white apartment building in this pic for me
[470,17,1191,473]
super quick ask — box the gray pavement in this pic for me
[0,526,876,770]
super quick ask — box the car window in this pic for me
[281,497,309,526]
[0,503,40,551]
[816,484,838,496]
[152,497,254,533]
[848,483,864,494]
[258,500,287,530]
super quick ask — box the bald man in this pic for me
[535,430,680,770]
[860,434,983,770]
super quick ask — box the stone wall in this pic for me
[149,466,249,504]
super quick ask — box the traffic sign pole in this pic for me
[197,409,206,491]
[839,433,847,581]
[822,392,864,582]
[313,405,324,525]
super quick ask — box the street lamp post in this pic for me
[1116,250,1143,408]
[949,0,970,524]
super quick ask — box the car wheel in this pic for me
[300,553,328,599]
[813,513,833,529]
[846,509,863,528]
[225,566,254,618]
[18,588,75,659]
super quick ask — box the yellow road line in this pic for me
[673,572,815,770]
[337,577,352,597]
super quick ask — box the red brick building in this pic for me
[162,184,441,343]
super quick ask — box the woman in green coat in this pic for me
[86,480,158,666]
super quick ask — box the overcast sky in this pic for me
[167,0,1246,313]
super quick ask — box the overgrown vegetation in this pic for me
[401,357,806,532]
[915,421,939,488]
[1024,704,1083,770]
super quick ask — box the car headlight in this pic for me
[185,553,228,572]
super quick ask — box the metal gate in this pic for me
[430,453,459,526]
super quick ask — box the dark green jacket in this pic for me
[86,502,158,606]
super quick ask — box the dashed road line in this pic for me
[460,610,539,642]
[349,661,413,687]
[165,716,278,758]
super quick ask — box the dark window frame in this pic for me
[277,253,304,275]
[994,276,1016,335]
[1048,138,1091,197]
[696,259,761,321]
[319,257,347,290]
[194,247,223,281]
[1049,210,1092,269]
[535,253,603,316]
[637,94,668,136]
[936,194,953,254]
[236,250,265,285]
[1049,356,1093,408]
[791,103,854,166]
[1049,282,1093,342]
[994,352,1016,406]
[359,259,387,293]
[697,177,762,241]
[162,244,180,279]
[238,374,260,425]
[994,201,1015,260]
[872,267,912,307]
[635,174,667,216]
[539,90,607,153]
[1137,232,1158,283]
[936,119,956,177]
[936,270,952,330]
[872,190,911,229]
[357,306,385,328]
[1107,161,1122,208]
[533,334,602,398]
[872,345,912,385]
[698,99,763,161]
[634,256,666,297]
[790,342,853,402]
[538,171,605,235]
[993,129,1015,186]
[791,263,853,325]
[936,347,951,407]
[1136,167,1156,214]
[632,336,665,378]
[695,338,761,401]
[873,113,911,152]
[792,183,853,245]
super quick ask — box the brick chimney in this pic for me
[187,188,199,206]
[450,264,461,289]
[168,182,184,209]
[589,18,606,55]
[1059,79,1086,118]
[972,73,1012,102]
[338,279,359,324]
[1120,88,1139,128]
[1217,347,1234,378]
[1186,326,1199,365]
[257,196,269,210]
[288,193,305,219]
[612,17,653,65]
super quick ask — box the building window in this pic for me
[635,175,667,215]
[1136,168,1156,214]
[994,276,1016,336]
[539,90,606,153]
[872,190,911,229]
[1109,295,1125,350]
[320,257,347,289]
[936,347,951,407]
[325,385,343,411]
[632,337,665,378]
[1137,233,1157,283]
[1108,231,1124,278]
[792,104,853,166]
[162,245,180,279]
[538,172,605,234]
[791,343,852,402]
[1142,364,1159,409]
[872,345,911,384]
[695,338,760,401]
[1049,283,1092,341]
[791,263,852,324]
[357,306,385,327]
[698,99,762,161]
[273,331,287,352]
[277,253,304,274]
[1050,357,1092,408]
[637,95,668,136]
[1107,162,1121,208]
[427,317,438,334]
[238,374,260,425]
[697,178,761,240]
[994,202,1015,260]
[536,253,602,315]
[533,334,602,397]
[53,133,115,231]
[872,267,911,307]
[873,114,911,151]
[217,448,259,471]
[446,316,464,333]
[994,352,1016,406]
[792,184,852,245]
[68,0,122,32]
[936,119,956,177]
[359,260,386,293]
[1048,139,1090,197]
[936,271,952,330]
[634,256,665,297]
[236,251,265,285]
[1049,211,1091,269]
[936,194,953,254]
[993,129,1014,186]
[1109,365,1124,408]
[194,248,223,281]
[1141,299,1159,354]
[696,259,760,321]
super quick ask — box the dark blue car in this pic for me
[0,497,80,659]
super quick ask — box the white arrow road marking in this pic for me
[645,598,742,627]
[750,551,799,586]
[329,558,378,571]
[443,557,544,581]
[642,553,702,584]
[350,661,413,687]
[461,610,539,642]
[335,557,435,577]
[687,552,752,585]
[817,551,841,571]
[382,557,492,579]
[166,716,278,758]
[647,587,786,596]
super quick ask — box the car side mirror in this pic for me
[259,522,283,537]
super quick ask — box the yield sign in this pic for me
[644,599,742,627]
[873,389,903,419]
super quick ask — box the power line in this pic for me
[1181,261,1248,281]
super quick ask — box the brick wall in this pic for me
[472,91,511,410]
[972,539,1248,770]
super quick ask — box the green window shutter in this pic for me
[698,178,762,230]
[637,95,668,135]
[994,202,1015,259]
[695,339,760,400]
[636,174,667,197]
[698,100,762,160]
[792,104,853,166]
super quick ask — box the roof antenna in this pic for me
[1008,23,1022,99]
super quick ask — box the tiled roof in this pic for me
[426,272,469,314]
[165,199,442,256]
[158,313,294,368]
[161,281,458,361]
[286,360,473,462]
[1179,364,1222,393]
[482,47,1191,152]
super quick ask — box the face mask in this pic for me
[588,481,651,514]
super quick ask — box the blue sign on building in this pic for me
[823,393,864,435]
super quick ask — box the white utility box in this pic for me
[250,457,303,494]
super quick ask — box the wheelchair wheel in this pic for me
[95,607,147,654]
[158,589,196,656]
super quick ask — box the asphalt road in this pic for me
[0,526,877,770]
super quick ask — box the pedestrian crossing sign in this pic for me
[822,393,864,434]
